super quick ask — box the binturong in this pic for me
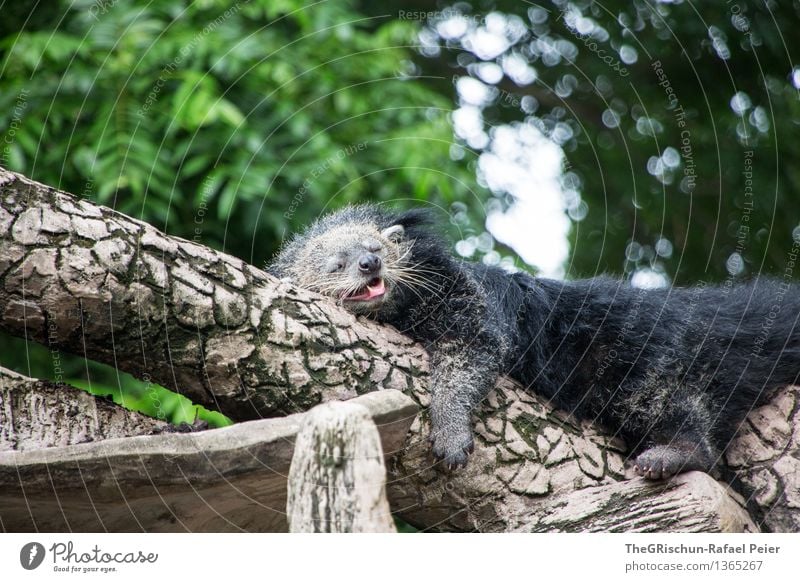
[269,204,800,478]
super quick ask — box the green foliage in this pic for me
[0,332,231,427]
[409,0,800,283]
[70,375,233,429]
[0,0,476,265]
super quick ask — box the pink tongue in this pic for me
[346,279,386,301]
[365,279,385,299]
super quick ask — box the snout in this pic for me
[358,253,381,275]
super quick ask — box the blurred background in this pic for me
[1,0,798,425]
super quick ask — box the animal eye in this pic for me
[324,257,344,273]
[363,239,381,253]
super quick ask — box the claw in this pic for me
[428,428,474,470]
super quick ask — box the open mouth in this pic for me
[342,277,386,302]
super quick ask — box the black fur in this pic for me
[271,205,800,476]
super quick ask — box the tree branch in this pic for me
[0,168,429,421]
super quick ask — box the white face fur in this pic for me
[285,222,408,313]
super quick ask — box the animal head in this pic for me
[269,205,439,316]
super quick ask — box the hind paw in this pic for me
[633,445,690,480]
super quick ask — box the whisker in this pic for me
[387,273,430,304]
[388,270,446,301]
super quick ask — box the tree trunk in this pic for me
[0,167,797,532]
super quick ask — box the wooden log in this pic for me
[725,384,800,532]
[0,366,166,450]
[288,401,396,532]
[0,388,417,532]
[515,472,757,533]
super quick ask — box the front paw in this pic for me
[429,426,474,470]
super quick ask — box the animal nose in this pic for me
[358,253,381,274]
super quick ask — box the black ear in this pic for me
[386,208,437,231]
